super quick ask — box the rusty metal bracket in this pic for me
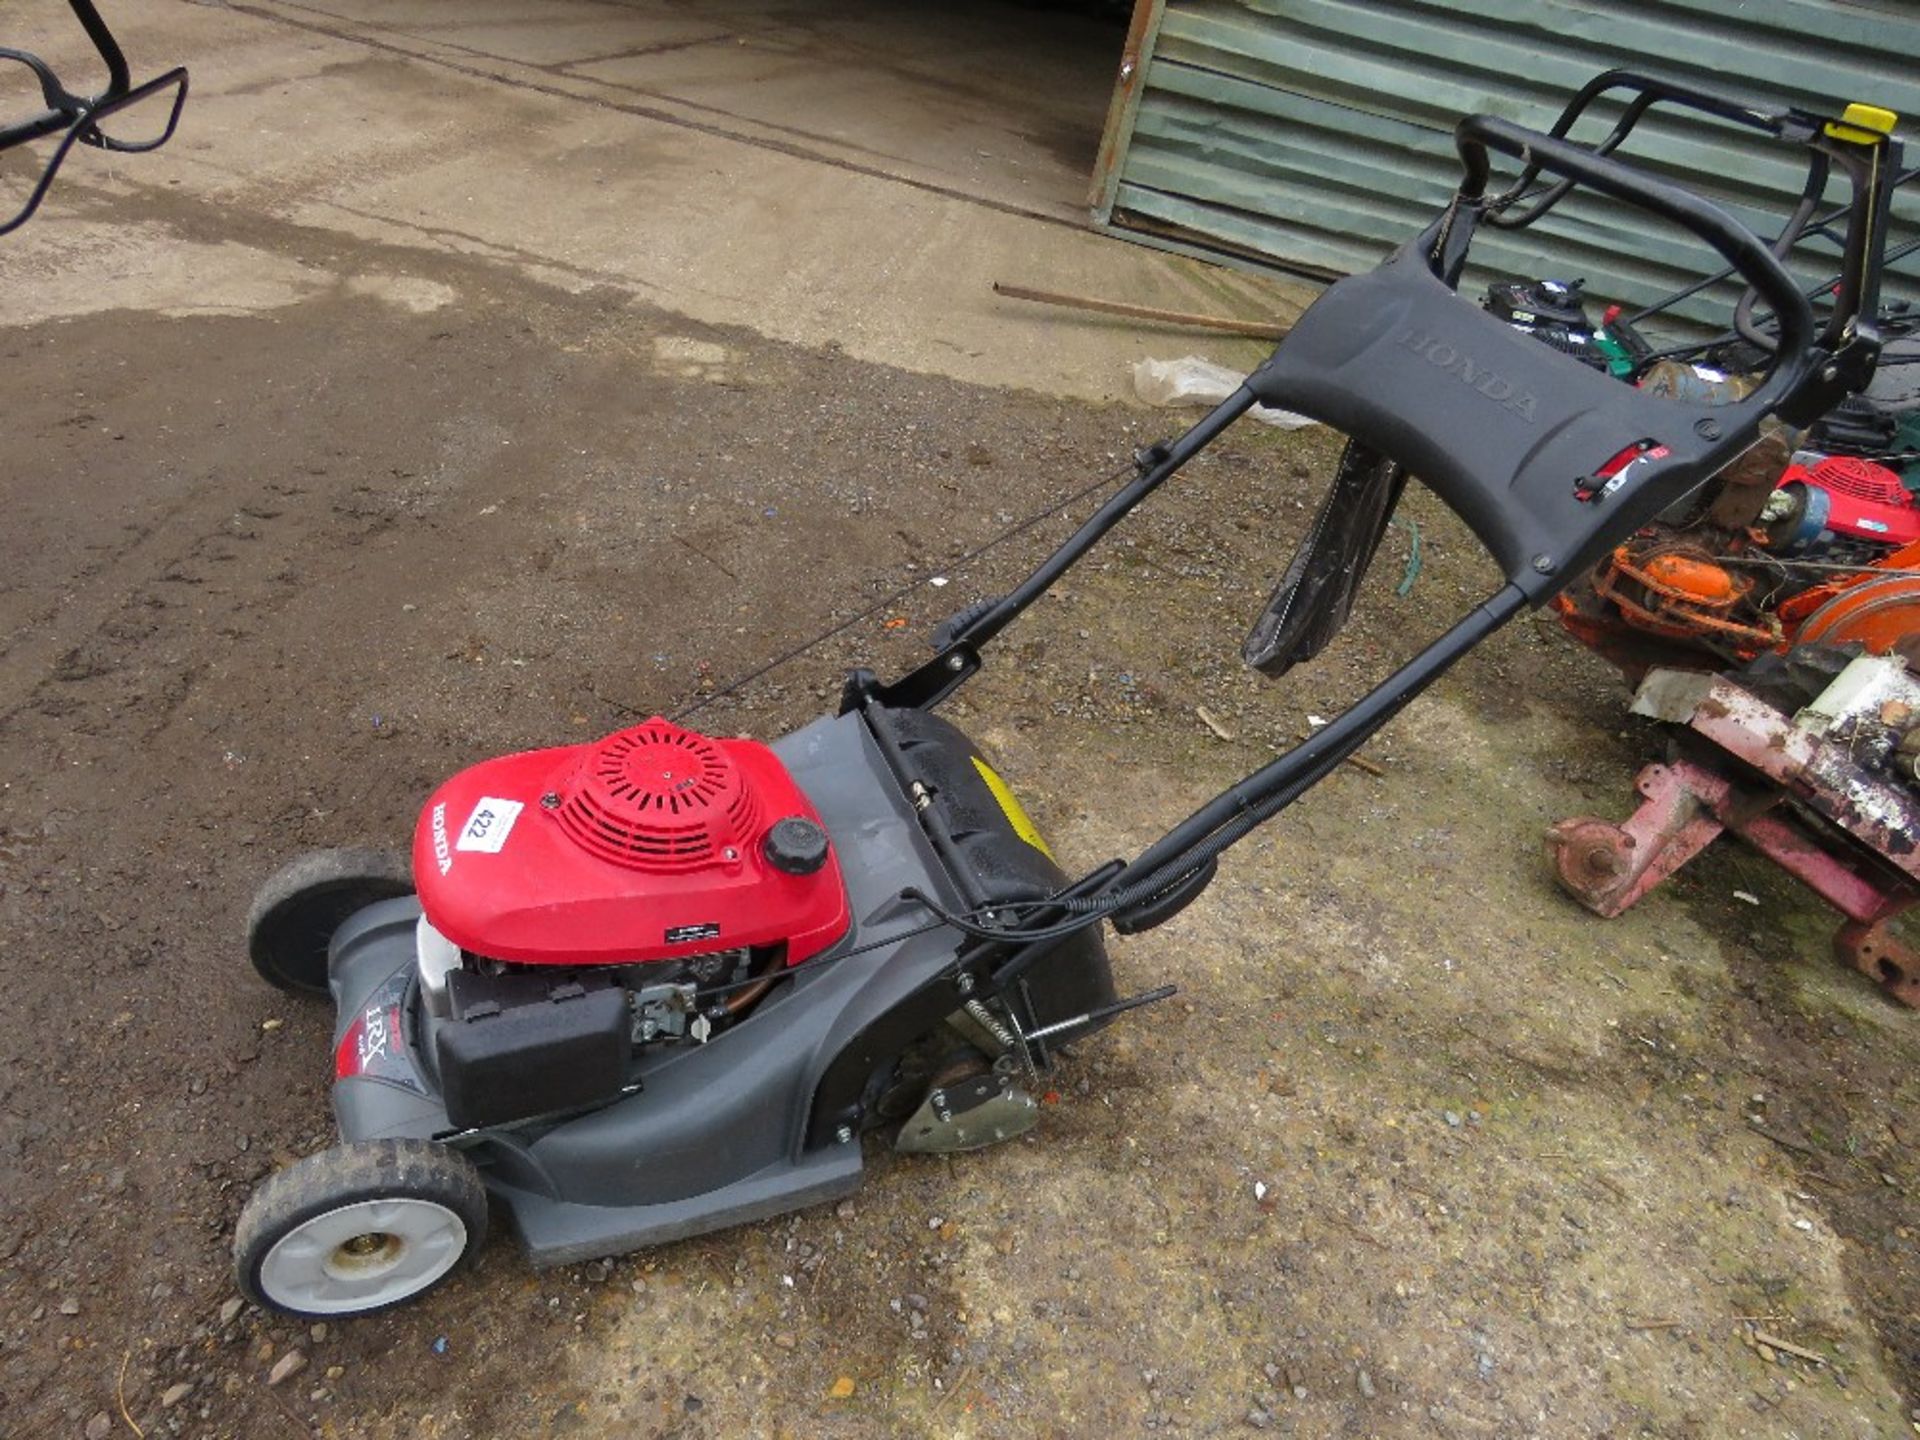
[1550,668,1920,1006]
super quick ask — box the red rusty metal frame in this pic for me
[1550,672,1920,1007]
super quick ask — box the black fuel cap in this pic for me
[764,816,830,875]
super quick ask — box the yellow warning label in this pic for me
[971,756,1055,860]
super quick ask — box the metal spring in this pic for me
[964,998,1020,1055]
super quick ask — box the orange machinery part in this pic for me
[1640,550,1739,603]
[1775,538,1920,656]
[1562,536,1920,669]
[1590,544,1780,653]
[1790,573,1920,655]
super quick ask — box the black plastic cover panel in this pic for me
[864,706,1117,1028]
[1244,243,1765,599]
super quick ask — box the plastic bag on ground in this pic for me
[1132,356,1316,430]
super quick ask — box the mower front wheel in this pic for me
[246,847,412,994]
[234,1140,488,1319]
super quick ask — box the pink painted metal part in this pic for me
[1549,671,1920,1007]
[1835,920,1920,1008]
[1680,676,1920,877]
[1547,761,1727,919]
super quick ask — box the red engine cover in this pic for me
[1786,457,1920,546]
[412,718,850,968]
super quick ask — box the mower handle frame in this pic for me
[1478,67,1826,233]
[1453,112,1819,411]
[844,80,1839,940]
[859,89,1829,697]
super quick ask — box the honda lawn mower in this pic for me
[234,71,1881,1318]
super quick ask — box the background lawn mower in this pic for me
[234,70,1886,1319]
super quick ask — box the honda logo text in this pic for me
[1398,331,1540,422]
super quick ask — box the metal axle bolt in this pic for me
[835,1125,854,1144]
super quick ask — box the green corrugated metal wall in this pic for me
[1093,0,1920,323]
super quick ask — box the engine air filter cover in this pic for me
[1814,455,1911,505]
[557,720,762,872]
[412,719,849,968]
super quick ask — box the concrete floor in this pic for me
[0,0,1307,397]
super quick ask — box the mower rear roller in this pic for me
[246,848,413,994]
[233,1139,488,1319]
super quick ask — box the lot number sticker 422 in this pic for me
[456,797,524,853]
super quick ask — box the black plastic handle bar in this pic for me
[1484,68,1818,230]
[0,102,74,151]
[0,0,188,239]
[1549,67,1814,139]
[1,0,132,152]
[67,0,132,95]
[0,64,187,238]
[1454,112,1821,407]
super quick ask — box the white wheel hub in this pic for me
[259,1198,467,1315]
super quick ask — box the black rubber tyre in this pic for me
[233,1140,489,1319]
[246,848,412,994]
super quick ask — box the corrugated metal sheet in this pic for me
[1092,0,1920,324]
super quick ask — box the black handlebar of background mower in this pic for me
[0,0,187,238]
[1480,68,1820,233]
[1471,67,1906,371]
[1453,113,1821,411]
